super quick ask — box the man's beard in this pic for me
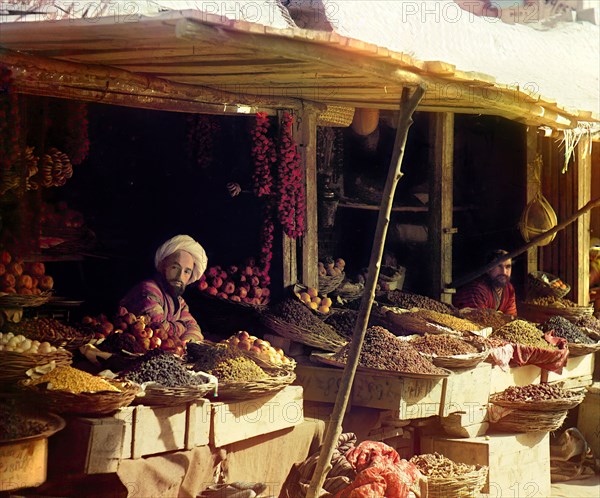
[168,281,186,297]
[491,275,509,289]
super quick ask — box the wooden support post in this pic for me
[575,134,592,304]
[429,112,454,303]
[525,126,539,276]
[297,109,319,290]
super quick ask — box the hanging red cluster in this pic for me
[186,114,219,170]
[276,112,305,239]
[250,111,276,197]
[64,102,90,165]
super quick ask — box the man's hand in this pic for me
[226,182,242,197]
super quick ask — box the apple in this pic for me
[250,276,260,287]
[82,316,94,325]
[123,313,136,326]
[207,267,218,278]
[28,262,45,278]
[0,250,11,265]
[131,320,145,335]
[217,292,229,300]
[161,338,176,351]
[8,262,23,276]
[0,264,5,277]
[250,345,262,354]
[198,280,209,291]
[223,281,235,295]
[137,337,151,350]
[206,286,218,296]
[237,287,248,299]
[149,336,162,349]
[230,295,241,302]
[39,275,54,291]
[101,322,114,335]
[237,331,250,340]
[243,266,253,277]
[238,340,252,351]
[212,277,223,290]
[116,306,128,318]
[228,265,239,274]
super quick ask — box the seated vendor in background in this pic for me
[120,234,206,342]
[453,249,517,316]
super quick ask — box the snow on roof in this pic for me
[1,0,295,28]
[288,0,599,116]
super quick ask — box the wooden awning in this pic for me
[0,9,596,128]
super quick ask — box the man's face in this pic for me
[487,259,512,288]
[160,250,194,296]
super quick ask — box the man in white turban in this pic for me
[120,235,207,344]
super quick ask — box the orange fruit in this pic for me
[307,287,318,298]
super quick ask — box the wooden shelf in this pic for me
[338,200,474,212]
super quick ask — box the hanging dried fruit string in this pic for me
[63,101,90,165]
[276,112,305,239]
[186,114,219,171]
[0,65,22,195]
[250,112,277,284]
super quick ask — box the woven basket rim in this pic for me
[0,349,73,383]
[135,381,217,406]
[318,272,345,294]
[567,341,600,356]
[490,407,568,433]
[489,392,585,411]
[261,313,347,352]
[20,378,140,415]
[426,466,488,496]
[0,291,53,307]
[527,271,571,299]
[215,369,296,400]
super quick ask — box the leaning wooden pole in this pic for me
[306,85,425,498]
[451,195,600,289]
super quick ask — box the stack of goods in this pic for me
[383,308,480,336]
[197,262,270,305]
[489,320,569,371]
[384,290,455,314]
[410,334,488,368]
[489,384,585,433]
[4,317,91,349]
[189,340,295,400]
[21,365,138,415]
[458,308,513,331]
[0,252,54,298]
[318,257,345,294]
[409,453,488,498]
[295,286,333,314]
[122,349,215,405]
[331,326,447,376]
[263,297,347,351]
[85,306,184,355]
[540,316,599,356]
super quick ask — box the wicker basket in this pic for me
[318,273,345,295]
[42,227,96,255]
[519,302,594,323]
[317,106,355,128]
[135,380,217,407]
[332,282,365,301]
[216,367,296,401]
[567,341,600,357]
[0,291,52,308]
[20,378,140,415]
[490,408,568,433]
[418,345,490,369]
[0,349,72,384]
[426,466,488,498]
[489,392,585,411]
[261,313,347,352]
[527,271,571,299]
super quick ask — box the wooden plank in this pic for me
[127,405,188,459]
[421,432,550,496]
[575,134,592,304]
[429,112,455,302]
[489,364,541,394]
[211,385,304,447]
[440,408,489,438]
[440,363,491,417]
[544,353,595,384]
[298,108,319,290]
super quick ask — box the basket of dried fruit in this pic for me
[409,453,488,498]
[408,334,490,369]
[262,313,347,352]
[519,298,594,323]
[0,291,52,308]
[527,271,570,299]
[489,384,585,412]
[20,365,140,415]
[489,407,569,433]
[4,317,93,351]
[134,376,217,407]
[318,257,346,295]
[538,315,600,357]
[216,367,297,401]
[0,335,72,385]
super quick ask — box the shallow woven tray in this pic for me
[135,380,217,406]
[418,343,490,369]
[318,273,345,295]
[426,466,488,498]
[527,271,571,300]
[0,412,65,445]
[489,392,585,411]
[519,302,594,323]
[215,368,296,401]
[20,378,140,415]
[262,313,347,352]
[567,341,600,357]
[0,349,72,384]
[0,291,52,308]
[196,291,268,310]
[490,408,568,433]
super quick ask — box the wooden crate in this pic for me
[211,385,304,447]
[295,365,444,419]
[543,353,595,384]
[577,383,600,458]
[489,364,541,394]
[440,362,492,417]
[48,400,211,475]
[421,432,550,496]
[1,437,48,491]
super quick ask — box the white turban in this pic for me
[154,235,208,284]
